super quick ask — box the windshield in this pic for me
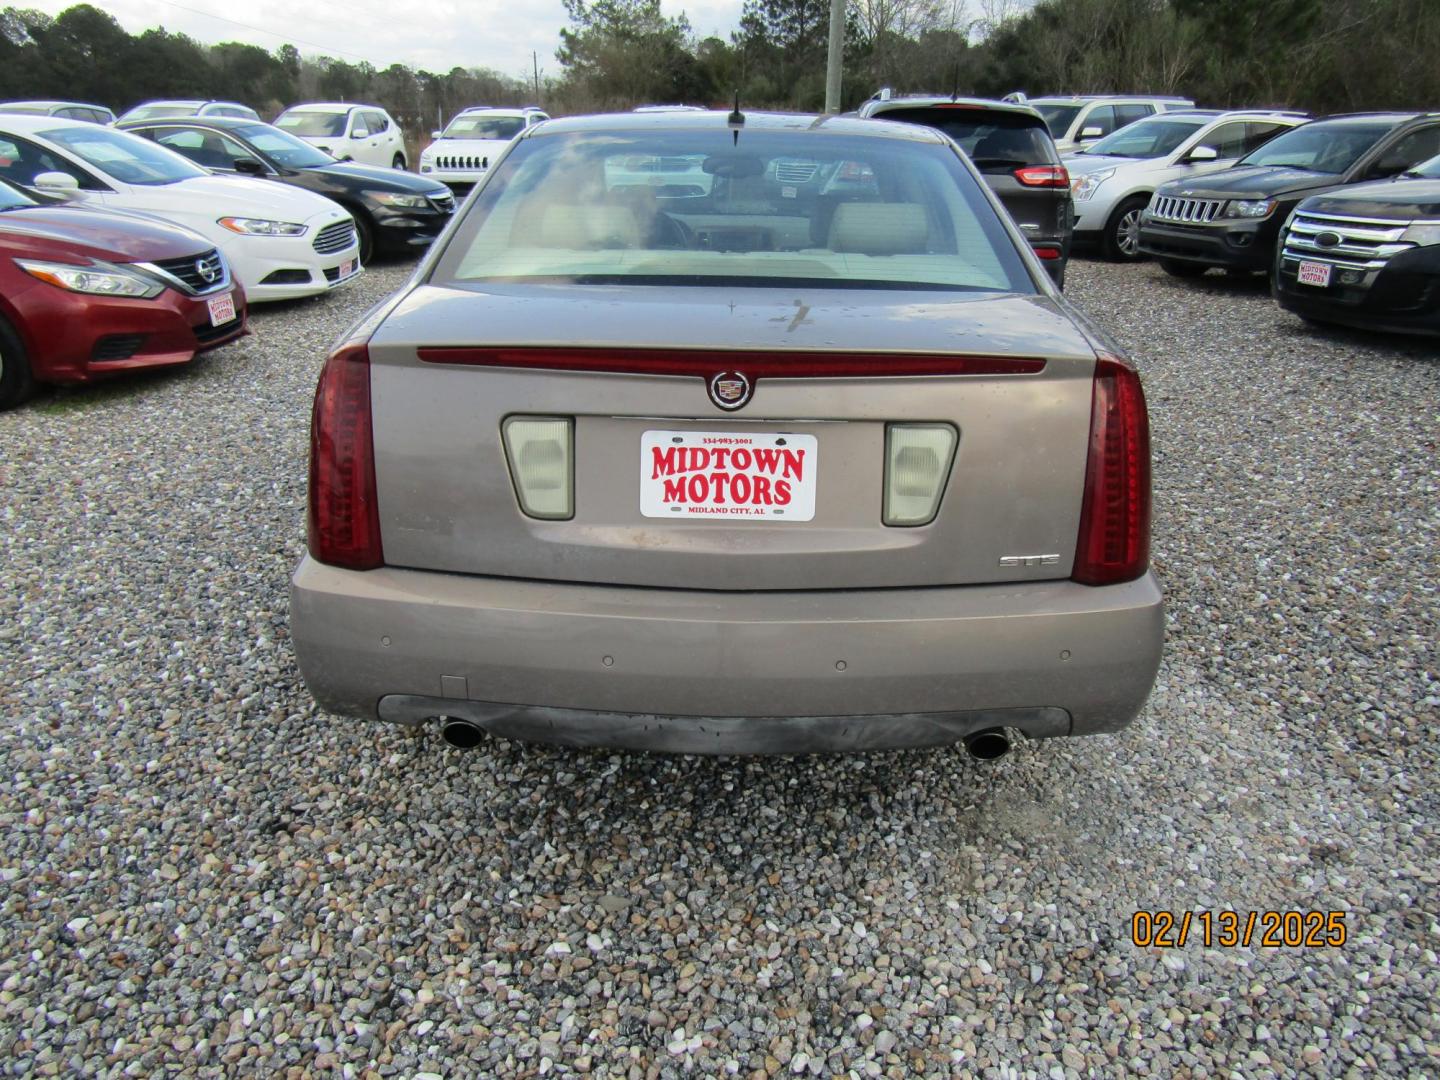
[1036,104,1082,138]
[275,111,348,138]
[0,178,37,209]
[1085,117,1208,159]
[874,108,1055,170]
[235,123,333,168]
[442,115,526,140]
[435,129,1034,293]
[1238,122,1392,174]
[39,126,207,185]
[124,104,199,121]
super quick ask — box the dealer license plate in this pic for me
[206,292,236,327]
[640,430,818,521]
[336,258,358,282]
[1297,260,1332,287]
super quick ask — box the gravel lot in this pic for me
[1,259,1436,1079]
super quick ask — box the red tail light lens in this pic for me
[1032,245,1062,260]
[1014,165,1070,188]
[1072,354,1150,586]
[308,342,383,570]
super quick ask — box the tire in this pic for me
[354,213,376,266]
[1159,259,1207,278]
[0,316,36,411]
[1102,196,1150,262]
[391,153,407,170]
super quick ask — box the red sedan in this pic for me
[0,178,246,409]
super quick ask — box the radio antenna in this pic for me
[727,90,745,145]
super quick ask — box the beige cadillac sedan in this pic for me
[291,111,1163,757]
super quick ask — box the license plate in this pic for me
[206,292,235,327]
[640,430,818,521]
[1297,260,1332,287]
[336,258,358,281]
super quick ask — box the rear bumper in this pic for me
[291,558,1164,753]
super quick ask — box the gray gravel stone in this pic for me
[0,258,1436,1078]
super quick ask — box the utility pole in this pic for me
[824,0,844,113]
[533,52,541,104]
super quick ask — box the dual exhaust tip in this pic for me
[439,716,1013,760]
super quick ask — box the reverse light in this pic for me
[16,259,162,298]
[308,342,383,569]
[1014,164,1070,188]
[1224,199,1276,219]
[218,216,307,236]
[502,416,573,520]
[1072,354,1151,586]
[884,424,957,526]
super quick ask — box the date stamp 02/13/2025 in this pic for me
[1131,910,1349,949]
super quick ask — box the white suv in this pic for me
[274,103,408,169]
[1064,109,1306,259]
[1030,95,1194,154]
[419,106,549,193]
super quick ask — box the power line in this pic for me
[103,0,384,66]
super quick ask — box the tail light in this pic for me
[1072,354,1150,586]
[308,342,383,569]
[1014,165,1070,188]
[1031,245,1062,260]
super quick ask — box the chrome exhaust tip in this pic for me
[439,717,484,749]
[964,728,1011,761]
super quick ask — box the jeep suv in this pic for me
[859,95,1072,285]
[1273,151,1440,336]
[1138,113,1440,277]
[1030,95,1195,154]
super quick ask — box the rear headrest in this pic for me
[828,202,929,255]
[536,204,642,249]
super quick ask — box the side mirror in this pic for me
[33,171,81,197]
[233,158,266,176]
[1186,145,1219,163]
[431,130,442,140]
[351,131,368,140]
[1079,126,1103,140]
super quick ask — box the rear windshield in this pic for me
[873,107,1055,169]
[276,111,348,137]
[1238,121,1392,174]
[1036,104,1082,138]
[443,115,526,140]
[434,129,1034,293]
[0,104,49,116]
[1083,116,1207,159]
[123,105,199,121]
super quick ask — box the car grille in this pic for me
[774,161,820,184]
[150,249,226,294]
[435,155,488,171]
[312,220,357,255]
[1149,195,1225,224]
[1281,211,1414,271]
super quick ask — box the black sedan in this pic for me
[116,117,455,264]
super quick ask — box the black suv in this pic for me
[1273,152,1440,336]
[1138,113,1440,276]
[858,95,1073,287]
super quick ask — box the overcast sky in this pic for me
[32,0,748,80]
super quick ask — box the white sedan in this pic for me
[0,115,361,302]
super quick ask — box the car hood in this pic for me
[1296,177,1440,221]
[304,160,450,195]
[98,173,343,220]
[1156,165,1340,200]
[0,204,211,261]
[376,283,1098,360]
[423,137,512,160]
[1062,153,1146,177]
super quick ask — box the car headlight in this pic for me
[1225,199,1277,219]
[16,259,163,298]
[218,217,307,236]
[1071,168,1115,200]
[1401,223,1440,244]
[370,192,429,209]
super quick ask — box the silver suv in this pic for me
[1030,95,1194,154]
[1065,110,1306,259]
